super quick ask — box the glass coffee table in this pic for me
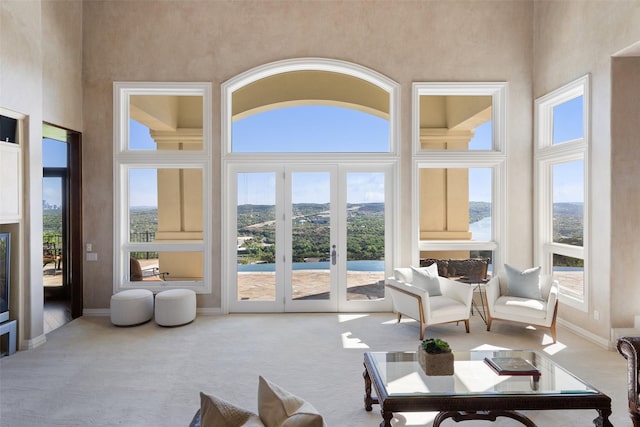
[363,350,612,427]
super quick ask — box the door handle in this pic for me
[331,245,337,266]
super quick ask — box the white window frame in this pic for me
[221,58,400,313]
[412,82,508,270]
[534,74,590,311]
[113,82,212,293]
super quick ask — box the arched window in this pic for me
[222,59,399,313]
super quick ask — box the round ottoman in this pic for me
[110,289,154,326]
[155,289,196,327]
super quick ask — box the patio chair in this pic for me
[130,257,167,281]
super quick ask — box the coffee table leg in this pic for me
[363,365,374,411]
[593,408,613,427]
[380,410,393,427]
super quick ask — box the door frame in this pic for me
[43,123,83,319]
[225,162,394,313]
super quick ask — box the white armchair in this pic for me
[485,269,559,343]
[386,266,474,340]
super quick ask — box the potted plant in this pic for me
[418,338,454,375]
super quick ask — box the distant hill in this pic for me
[553,202,583,216]
[469,201,491,224]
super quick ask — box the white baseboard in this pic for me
[82,308,110,317]
[82,307,223,317]
[22,334,47,350]
[611,327,640,344]
[557,318,612,350]
[196,308,223,315]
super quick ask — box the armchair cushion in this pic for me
[504,264,543,301]
[492,296,547,319]
[410,264,442,296]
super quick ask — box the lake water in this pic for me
[470,216,491,241]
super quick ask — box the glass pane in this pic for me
[291,172,331,300]
[553,254,584,297]
[419,167,492,242]
[43,138,67,168]
[232,105,389,153]
[129,168,158,237]
[469,168,492,241]
[552,96,583,144]
[129,167,204,281]
[43,177,63,287]
[346,172,385,301]
[236,173,276,301]
[129,95,203,151]
[419,95,493,151]
[552,161,584,246]
[128,251,203,282]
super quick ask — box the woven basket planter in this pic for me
[417,345,454,376]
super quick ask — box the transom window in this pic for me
[232,105,389,153]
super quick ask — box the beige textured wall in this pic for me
[82,0,534,310]
[611,56,640,328]
[0,0,83,346]
[42,0,83,132]
[534,1,640,338]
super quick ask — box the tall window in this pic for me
[535,75,589,310]
[222,59,398,313]
[114,83,212,293]
[413,82,507,274]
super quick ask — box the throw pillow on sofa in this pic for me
[258,376,325,427]
[194,377,325,427]
[199,392,265,427]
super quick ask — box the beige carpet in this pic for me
[0,312,631,426]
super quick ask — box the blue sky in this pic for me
[43,99,584,207]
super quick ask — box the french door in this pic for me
[228,164,391,313]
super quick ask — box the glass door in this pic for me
[284,169,337,311]
[233,171,280,311]
[340,171,387,310]
[229,165,391,312]
[42,175,66,290]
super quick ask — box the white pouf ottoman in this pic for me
[155,289,196,327]
[110,289,154,326]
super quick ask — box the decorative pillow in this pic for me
[504,264,543,300]
[393,267,412,283]
[409,264,442,296]
[199,392,265,427]
[258,376,325,427]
